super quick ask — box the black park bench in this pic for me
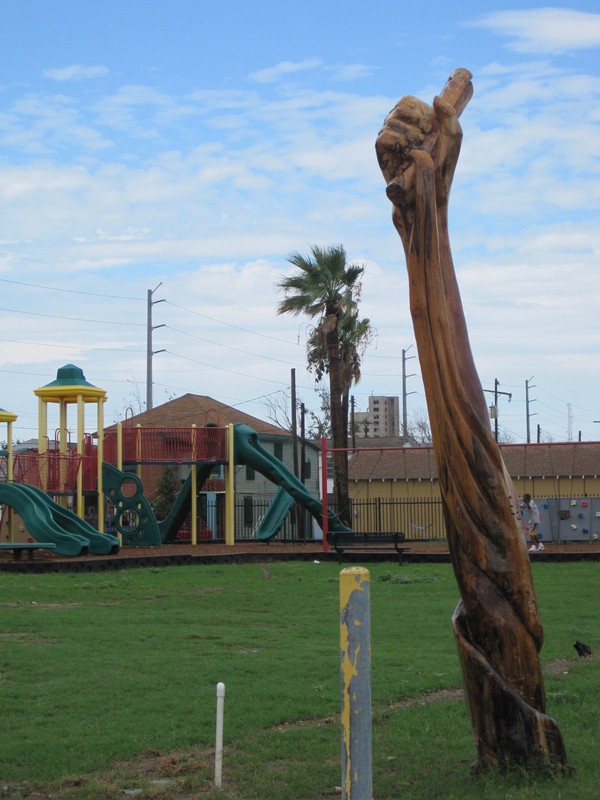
[326,530,410,564]
[0,542,58,561]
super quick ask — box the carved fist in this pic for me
[375,69,473,218]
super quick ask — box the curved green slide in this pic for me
[0,483,120,556]
[254,485,295,541]
[233,423,352,541]
[158,463,215,543]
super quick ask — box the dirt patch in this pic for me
[2,661,589,799]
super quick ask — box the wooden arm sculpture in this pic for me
[376,69,569,772]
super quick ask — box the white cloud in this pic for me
[2,24,600,441]
[0,94,113,155]
[472,8,600,54]
[328,63,376,82]
[249,58,323,84]
[43,64,109,81]
[93,84,174,136]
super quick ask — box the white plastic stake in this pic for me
[215,682,225,787]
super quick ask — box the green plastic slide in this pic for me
[233,423,351,540]
[254,485,295,541]
[0,483,120,556]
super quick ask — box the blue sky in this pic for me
[1,1,599,444]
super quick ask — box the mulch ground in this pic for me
[1,539,599,571]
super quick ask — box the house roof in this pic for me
[348,441,600,481]
[348,446,438,480]
[106,393,290,438]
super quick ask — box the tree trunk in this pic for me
[327,325,350,523]
[375,69,569,773]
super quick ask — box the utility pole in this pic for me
[300,403,306,484]
[146,284,166,411]
[484,379,512,442]
[350,396,356,449]
[402,346,417,439]
[291,369,299,478]
[300,402,306,541]
[525,377,537,444]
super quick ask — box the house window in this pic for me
[246,465,255,480]
[274,442,283,461]
[304,460,312,480]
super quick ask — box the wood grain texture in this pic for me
[376,69,569,772]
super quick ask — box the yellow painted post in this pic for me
[97,397,104,533]
[340,567,372,800]
[38,397,48,491]
[6,420,14,483]
[76,395,84,518]
[60,398,68,502]
[116,423,123,544]
[116,422,123,471]
[0,410,17,540]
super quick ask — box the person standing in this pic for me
[520,494,544,552]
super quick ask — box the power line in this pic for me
[0,306,145,327]
[166,325,301,366]
[164,300,296,344]
[167,350,291,384]
[0,276,143,301]
[0,336,145,353]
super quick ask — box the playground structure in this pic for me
[1,365,349,557]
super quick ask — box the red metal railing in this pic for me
[2,428,228,494]
[103,426,227,464]
[11,451,98,492]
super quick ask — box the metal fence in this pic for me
[175,496,310,543]
[175,496,447,543]
[348,497,446,541]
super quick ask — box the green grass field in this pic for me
[0,561,598,799]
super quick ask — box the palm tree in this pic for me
[277,244,372,522]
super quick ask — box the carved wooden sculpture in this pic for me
[375,69,569,772]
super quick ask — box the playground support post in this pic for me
[340,567,372,800]
[115,423,123,544]
[116,422,123,471]
[62,398,69,501]
[215,682,225,787]
[191,424,198,545]
[135,425,142,482]
[1,411,16,539]
[225,424,235,546]
[37,397,49,491]
[76,395,84,518]
[97,394,105,533]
